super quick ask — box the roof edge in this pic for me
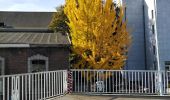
[0,44,30,48]
[0,11,55,13]
[0,28,53,33]
[0,43,71,48]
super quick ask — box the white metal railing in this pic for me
[71,69,170,95]
[0,70,67,100]
[1,69,170,98]
[163,71,170,95]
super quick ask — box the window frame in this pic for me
[28,54,49,73]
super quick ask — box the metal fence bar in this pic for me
[60,71,62,94]
[49,72,51,97]
[163,72,166,94]
[52,72,54,97]
[25,75,28,100]
[32,74,34,100]
[151,72,153,93]
[46,73,48,98]
[40,73,43,99]
[166,72,168,94]
[83,71,85,93]
[7,77,9,100]
[35,74,37,100]
[29,75,31,100]
[43,73,45,99]
[59,71,61,95]
[125,71,127,93]
[37,74,40,100]
[54,72,56,96]
[93,71,95,91]
[21,76,24,100]
[3,77,5,100]
[138,72,140,93]
[56,72,59,95]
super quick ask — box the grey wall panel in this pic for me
[123,0,146,70]
[156,0,170,70]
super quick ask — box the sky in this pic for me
[0,0,65,12]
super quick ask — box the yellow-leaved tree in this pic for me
[64,0,131,70]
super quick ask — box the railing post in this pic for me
[158,71,163,96]
[3,77,5,100]
[67,70,73,94]
[64,70,67,94]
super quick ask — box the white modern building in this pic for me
[121,0,170,71]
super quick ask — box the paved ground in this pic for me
[49,95,170,100]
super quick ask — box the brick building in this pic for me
[0,12,71,75]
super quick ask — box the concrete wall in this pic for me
[156,0,170,70]
[0,47,69,75]
[122,0,146,70]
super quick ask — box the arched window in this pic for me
[28,54,48,73]
[0,56,5,75]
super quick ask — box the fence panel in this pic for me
[71,69,161,95]
[163,71,170,95]
[0,70,67,100]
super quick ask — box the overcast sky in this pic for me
[0,0,65,12]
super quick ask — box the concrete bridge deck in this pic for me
[49,95,170,100]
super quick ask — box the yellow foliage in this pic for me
[65,0,131,70]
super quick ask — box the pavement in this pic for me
[49,94,170,100]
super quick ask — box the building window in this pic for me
[0,57,5,75]
[165,61,170,71]
[125,7,127,21]
[31,60,46,72]
[153,45,156,55]
[151,10,154,19]
[28,54,48,73]
[152,25,155,34]
[153,61,157,70]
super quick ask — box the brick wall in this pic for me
[0,47,70,75]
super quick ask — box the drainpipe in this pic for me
[154,0,163,96]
